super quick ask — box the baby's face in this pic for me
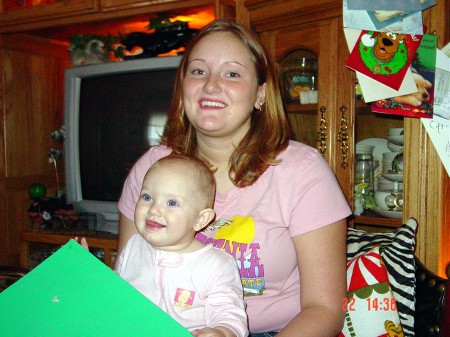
[134,164,205,251]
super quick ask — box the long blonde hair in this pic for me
[162,19,290,187]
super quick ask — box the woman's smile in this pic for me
[199,99,227,109]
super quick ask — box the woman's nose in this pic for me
[203,74,221,94]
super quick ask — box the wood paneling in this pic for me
[0,34,69,265]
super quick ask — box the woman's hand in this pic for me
[191,327,236,337]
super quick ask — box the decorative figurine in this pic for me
[114,16,198,59]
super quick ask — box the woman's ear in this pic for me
[254,83,267,110]
[193,208,215,231]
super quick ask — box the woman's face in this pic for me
[182,31,264,142]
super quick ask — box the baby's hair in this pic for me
[152,154,216,208]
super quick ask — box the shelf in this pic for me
[20,231,118,269]
[350,211,403,228]
[284,103,317,113]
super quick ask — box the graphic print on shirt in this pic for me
[196,215,265,296]
[173,288,195,308]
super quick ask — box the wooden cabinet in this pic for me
[0,33,70,266]
[0,0,98,26]
[0,0,228,267]
[0,0,448,276]
[237,0,449,275]
[0,0,217,32]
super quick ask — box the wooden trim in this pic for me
[243,0,341,32]
[404,117,445,275]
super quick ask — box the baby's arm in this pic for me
[191,326,236,337]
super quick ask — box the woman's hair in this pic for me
[162,19,290,187]
[152,154,216,208]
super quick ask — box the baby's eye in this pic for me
[141,193,152,202]
[167,199,179,207]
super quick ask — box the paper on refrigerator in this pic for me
[421,48,450,176]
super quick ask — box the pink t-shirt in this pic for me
[118,141,352,332]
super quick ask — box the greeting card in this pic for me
[345,30,422,90]
[367,10,419,30]
[371,34,438,118]
[347,0,436,11]
[344,28,419,102]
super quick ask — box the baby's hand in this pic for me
[191,327,236,337]
[74,237,89,250]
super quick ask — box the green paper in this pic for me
[0,240,191,337]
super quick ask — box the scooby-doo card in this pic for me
[371,34,438,118]
[345,30,422,90]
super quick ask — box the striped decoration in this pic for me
[347,218,417,337]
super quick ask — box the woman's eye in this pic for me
[226,71,240,78]
[191,68,207,76]
[141,194,152,202]
[167,199,179,207]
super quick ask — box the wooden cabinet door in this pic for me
[0,0,98,26]
[241,1,404,228]
[0,34,69,265]
[256,16,356,206]
[242,0,449,276]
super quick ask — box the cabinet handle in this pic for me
[337,105,349,169]
[316,106,327,157]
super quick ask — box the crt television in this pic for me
[64,55,182,234]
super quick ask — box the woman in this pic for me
[118,19,351,336]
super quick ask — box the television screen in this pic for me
[64,56,182,233]
[79,69,175,202]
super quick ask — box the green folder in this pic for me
[0,240,191,337]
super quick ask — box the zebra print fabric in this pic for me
[347,218,418,337]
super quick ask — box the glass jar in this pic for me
[354,152,376,215]
[279,49,318,104]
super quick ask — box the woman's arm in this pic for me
[117,213,139,258]
[276,219,347,337]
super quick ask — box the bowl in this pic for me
[387,128,404,136]
[356,144,375,155]
[387,135,404,146]
[382,151,402,172]
[375,190,403,211]
[388,141,404,152]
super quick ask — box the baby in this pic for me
[79,154,247,337]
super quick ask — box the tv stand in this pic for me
[20,231,119,269]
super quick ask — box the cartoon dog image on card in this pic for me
[359,31,408,75]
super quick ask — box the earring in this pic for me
[253,98,265,113]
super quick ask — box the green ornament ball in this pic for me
[28,183,47,199]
